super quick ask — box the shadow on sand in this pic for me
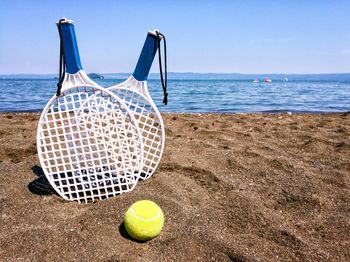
[119,222,150,243]
[28,165,56,196]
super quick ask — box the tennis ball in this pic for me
[124,200,164,241]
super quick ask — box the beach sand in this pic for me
[0,112,349,261]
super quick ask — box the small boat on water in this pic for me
[264,77,272,83]
[252,79,259,83]
[88,73,104,79]
[283,77,288,82]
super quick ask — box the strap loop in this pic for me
[56,19,66,96]
[156,31,168,105]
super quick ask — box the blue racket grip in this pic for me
[58,19,83,74]
[132,31,160,81]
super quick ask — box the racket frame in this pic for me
[108,30,165,179]
[37,19,143,202]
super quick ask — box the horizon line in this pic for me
[1,72,350,76]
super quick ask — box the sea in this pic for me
[0,77,349,113]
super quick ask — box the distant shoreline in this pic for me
[1,72,350,81]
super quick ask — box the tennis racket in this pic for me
[37,18,143,203]
[108,30,167,180]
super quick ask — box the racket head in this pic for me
[109,76,165,179]
[37,77,143,203]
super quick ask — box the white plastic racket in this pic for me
[108,30,167,180]
[37,18,143,203]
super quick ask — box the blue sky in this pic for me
[0,0,350,74]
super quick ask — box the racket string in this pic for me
[113,88,163,179]
[39,86,142,202]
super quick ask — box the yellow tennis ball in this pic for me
[124,200,164,241]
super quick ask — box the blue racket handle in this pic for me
[132,31,160,81]
[58,19,83,74]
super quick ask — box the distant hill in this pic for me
[0,74,57,79]
[1,72,350,81]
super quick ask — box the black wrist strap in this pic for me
[156,31,168,105]
[56,19,66,96]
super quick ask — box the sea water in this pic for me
[0,78,349,113]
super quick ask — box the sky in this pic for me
[0,0,350,74]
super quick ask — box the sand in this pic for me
[0,112,349,261]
